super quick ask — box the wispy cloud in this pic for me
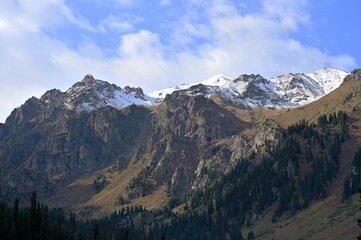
[261,0,310,30]
[96,14,142,33]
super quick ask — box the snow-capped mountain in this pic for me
[41,74,156,113]
[35,68,349,115]
[149,73,234,99]
[150,68,349,109]
[306,68,349,93]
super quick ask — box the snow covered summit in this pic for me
[39,68,349,114]
[41,74,156,113]
[150,68,349,109]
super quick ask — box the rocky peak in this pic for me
[40,89,64,103]
[237,74,271,100]
[234,74,266,84]
[273,73,310,88]
[64,75,155,112]
[242,83,268,100]
[343,69,361,83]
[307,68,348,93]
[4,75,155,130]
[124,86,146,99]
[272,73,325,103]
[5,96,45,127]
[82,74,96,85]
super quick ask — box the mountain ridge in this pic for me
[150,67,348,109]
[4,68,347,125]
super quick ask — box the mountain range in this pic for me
[150,68,348,109]
[9,67,347,119]
[0,67,360,240]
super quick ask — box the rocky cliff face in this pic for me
[192,119,283,190]
[126,91,250,198]
[0,96,152,201]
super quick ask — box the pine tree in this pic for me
[40,206,50,240]
[93,223,100,240]
[124,227,129,240]
[342,176,351,202]
[247,230,255,239]
[13,198,19,228]
[12,198,20,240]
[30,191,39,240]
[0,201,6,240]
[358,187,361,240]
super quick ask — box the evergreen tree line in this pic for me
[343,147,361,202]
[287,111,349,141]
[0,191,148,240]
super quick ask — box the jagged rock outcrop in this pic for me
[192,120,283,190]
[343,69,361,83]
[126,92,250,198]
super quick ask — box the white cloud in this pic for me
[0,0,95,32]
[119,30,164,57]
[179,0,355,76]
[0,0,357,123]
[261,0,310,30]
[0,19,9,30]
[97,14,138,33]
[59,4,95,31]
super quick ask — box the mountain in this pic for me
[41,74,155,114]
[0,68,360,239]
[0,68,352,204]
[12,68,345,121]
[150,68,348,109]
[0,74,156,204]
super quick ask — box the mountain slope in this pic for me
[0,68,358,231]
[275,69,361,128]
[251,69,361,240]
[143,70,361,239]
[0,75,158,205]
[0,78,251,215]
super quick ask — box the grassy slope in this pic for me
[251,194,360,240]
[46,154,167,219]
[249,71,361,239]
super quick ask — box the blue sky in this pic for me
[0,0,360,122]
